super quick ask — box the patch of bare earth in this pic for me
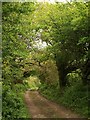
[24,90,83,118]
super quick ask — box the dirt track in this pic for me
[24,90,82,118]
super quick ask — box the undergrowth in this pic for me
[2,82,29,119]
[39,81,88,117]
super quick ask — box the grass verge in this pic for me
[39,82,88,118]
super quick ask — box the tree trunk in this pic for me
[58,68,67,88]
[81,59,90,85]
[55,58,67,89]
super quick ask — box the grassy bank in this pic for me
[39,82,88,118]
[2,83,29,119]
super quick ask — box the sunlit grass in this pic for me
[26,76,41,90]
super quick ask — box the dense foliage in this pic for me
[2,83,29,119]
[32,2,89,87]
[2,2,35,119]
[2,1,89,118]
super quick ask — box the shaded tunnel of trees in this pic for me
[2,1,90,119]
